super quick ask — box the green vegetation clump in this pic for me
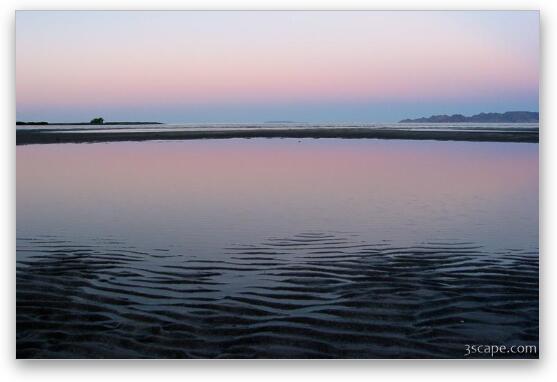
[90,117,104,125]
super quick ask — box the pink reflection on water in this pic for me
[17,139,538,249]
[17,139,537,202]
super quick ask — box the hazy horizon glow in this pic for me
[16,11,539,123]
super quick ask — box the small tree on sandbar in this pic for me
[90,117,104,125]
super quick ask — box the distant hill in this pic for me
[400,111,539,123]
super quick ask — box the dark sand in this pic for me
[17,233,538,359]
[16,127,539,145]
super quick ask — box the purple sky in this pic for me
[16,11,539,123]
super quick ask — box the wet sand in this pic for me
[17,233,538,359]
[16,127,539,145]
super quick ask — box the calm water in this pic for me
[16,138,538,358]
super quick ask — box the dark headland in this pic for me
[400,111,539,123]
[16,121,162,126]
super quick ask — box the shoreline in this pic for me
[16,127,539,145]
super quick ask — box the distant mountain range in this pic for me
[400,111,539,123]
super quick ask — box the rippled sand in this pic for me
[16,233,538,359]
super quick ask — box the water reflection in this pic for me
[17,139,538,251]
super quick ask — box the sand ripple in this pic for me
[16,233,538,358]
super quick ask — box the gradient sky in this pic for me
[16,11,539,123]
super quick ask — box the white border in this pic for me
[2,1,553,381]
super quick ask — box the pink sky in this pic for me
[16,11,539,122]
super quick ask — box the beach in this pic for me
[17,232,538,359]
[14,10,540,362]
[16,138,539,358]
[16,126,539,145]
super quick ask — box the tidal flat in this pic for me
[16,124,539,145]
[16,138,539,358]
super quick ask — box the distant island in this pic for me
[400,111,539,123]
[264,120,303,124]
[17,117,162,126]
[16,121,49,125]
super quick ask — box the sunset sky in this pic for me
[16,11,539,123]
